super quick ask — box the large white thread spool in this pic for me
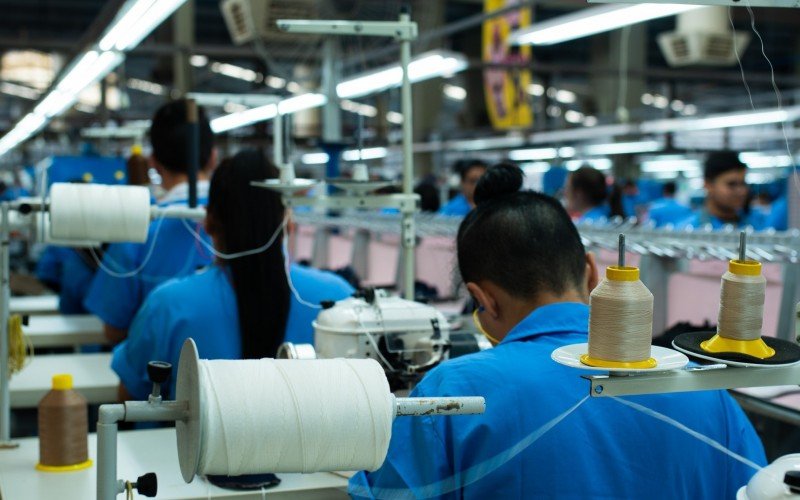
[702,258,774,359]
[49,183,151,243]
[583,265,655,368]
[176,342,393,480]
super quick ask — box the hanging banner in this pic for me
[482,0,533,130]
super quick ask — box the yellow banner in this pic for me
[482,0,533,130]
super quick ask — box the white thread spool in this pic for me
[49,183,151,243]
[584,266,654,367]
[717,270,766,341]
[194,357,393,477]
[33,212,101,247]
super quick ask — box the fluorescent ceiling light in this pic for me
[582,140,662,156]
[337,50,468,99]
[302,152,330,165]
[565,158,612,171]
[210,93,326,133]
[99,0,188,52]
[0,82,41,100]
[554,89,576,104]
[564,110,584,124]
[509,148,558,161]
[641,108,797,133]
[509,4,703,46]
[443,84,467,101]
[520,162,551,174]
[190,55,208,67]
[386,111,404,125]
[211,62,260,82]
[739,152,794,169]
[127,77,165,95]
[640,159,701,173]
[527,83,544,96]
[187,92,280,108]
[342,147,388,161]
[341,100,378,117]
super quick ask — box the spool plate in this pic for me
[175,338,202,483]
[250,178,317,195]
[551,343,689,373]
[673,332,800,367]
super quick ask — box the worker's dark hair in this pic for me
[149,99,214,174]
[569,166,625,218]
[456,159,489,182]
[704,151,746,182]
[663,181,677,196]
[207,150,289,359]
[458,163,586,299]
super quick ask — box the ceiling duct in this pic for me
[657,6,750,67]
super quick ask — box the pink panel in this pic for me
[416,237,458,298]
[292,225,315,261]
[364,235,400,286]
[328,233,353,269]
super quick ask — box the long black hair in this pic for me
[207,150,289,359]
[458,163,586,299]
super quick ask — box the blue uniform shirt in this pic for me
[766,197,788,231]
[36,247,97,314]
[83,182,213,330]
[678,207,767,231]
[438,194,471,217]
[577,204,610,224]
[112,263,354,399]
[350,302,765,499]
[646,197,693,228]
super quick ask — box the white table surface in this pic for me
[25,314,105,348]
[0,428,350,499]
[10,353,118,408]
[9,295,59,315]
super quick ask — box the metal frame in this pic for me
[589,0,800,6]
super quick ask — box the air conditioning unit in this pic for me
[219,0,320,45]
[658,6,750,67]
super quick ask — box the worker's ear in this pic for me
[585,252,599,294]
[466,282,499,320]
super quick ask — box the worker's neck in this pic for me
[507,290,586,329]
[705,200,739,222]
[160,170,208,192]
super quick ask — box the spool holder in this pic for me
[96,339,485,500]
[0,200,205,448]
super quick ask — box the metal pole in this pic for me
[274,111,283,168]
[186,99,199,209]
[618,233,625,267]
[400,9,416,301]
[739,230,747,262]
[0,203,9,443]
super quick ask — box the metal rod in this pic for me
[618,233,626,267]
[395,397,486,416]
[186,99,199,209]
[150,205,205,222]
[400,9,416,301]
[739,230,747,262]
[0,203,8,444]
[274,111,283,168]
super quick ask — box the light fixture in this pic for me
[641,108,798,133]
[386,111,404,125]
[582,140,662,155]
[0,82,41,100]
[210,62,261,82]
[564,110,584,124]
[302,152,330,165]
[127,77,165,95]
[739,152,794,169]
[340,99,378,117]
[99,0,188,52]
[527,83,545,96]
[189,55,208,67]
[640,159,702,172]
[508,148,558,161]
[520,162,552,174]
[564,158,612,171]
[210,93,327,133]
[509,4,703,46]
[342,147,388,161]
[336,50,468,99]
[555,89,576,104]
[443,84,467,101]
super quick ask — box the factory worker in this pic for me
[36,247,98,314]
[112,149,354,401]
[766,195,788,231]
[565,165,624,223]
[350,164,764,499]
[84,100,216,344]
[438,159,487,216]
[645,181,692,227]
[679,151,766,230]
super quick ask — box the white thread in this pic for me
[588,275,654,362]
[49,183,151,243]
[611,396,764,472]
[197,357,393,476]
[283,237,322,310]
[728,6,761,153]
[87,211,168,279]
[743,1,800,197]
[717,271,766,340]
[180,214,288,260]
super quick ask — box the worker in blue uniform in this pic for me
[645,181,692,227]
[112,150,354,401]
[679,151,766,230]
[766,196,788,230]
[565,165,624,223]
[438,160,487,217]
[351,164,764,499]
[84,100,216,344]
[36,247,99,314]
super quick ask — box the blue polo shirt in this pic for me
[647,197,693,228]
[577,204,610,224]
[766,197,788,231]
[36,247,97,315]
[438,194,471,217]
[678,208,767,231]
[112,263,354,399]
[83,183,213,331]
[350,302,764,499]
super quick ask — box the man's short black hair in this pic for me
[663,181,677,196]
[704,151,747,182]
[149,99,214,174]
[454,159,488,182]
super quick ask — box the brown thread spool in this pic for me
[36,374,92,472]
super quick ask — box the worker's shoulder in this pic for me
[147,265,222,303]
[291,264,354,294]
